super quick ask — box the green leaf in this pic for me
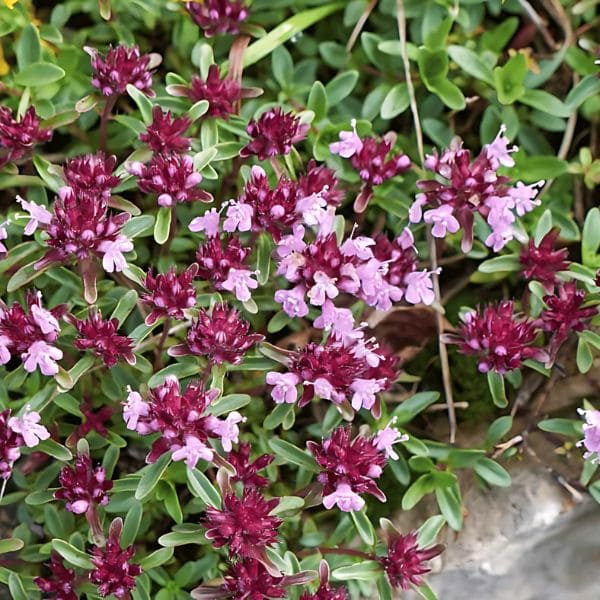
[35,439,72,462]
[577,336,594,374]
[193,147,218,171]
[126,84,154,124]
[272,46,294,89]
[487,371,507,408]
[402,474,436,510]
[16,24,42,68]
[414,582,439,600]
[380,83,410,119]
[264,403,295,430]
[485,416,513,447]
[135,453,172,501]
[448,45,495,86]
[417,48,465,110]
[121,500,143,547]
[582,208,600,268]
[350,510,376,546]
[25,490,55,505]
[0,538,24,554]
[533,209,553,246]
[520,89,571,118]
[307,81,328,122]
[478,254,520,274]
[111,290,139,326]
[7,261,47,293]
[51,539,93,569]
[566,75,600,111]
[187,100,210,122]
[267,311,291,334]
[435,484,463,531]
[493,53,527,104]
[240,3,345,70]
[208,393,251,417]
[154,207,172,245]
[187,469,221,507]
[416,515,446,548]
[393,392,440,425]
[474,457,511,487]
[331,561,382,581]
[269,495,305,516]
[33,155,64,192]
[268,438,320,473]
[122,215,155,239]
[158,529,206,547]
[139,547,174,570]
[8,573,29,600]
[538,418,582,437]
[325,70,359,105]
[257,233,273,285]
[15,62,65,87]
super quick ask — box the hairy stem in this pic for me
[99,95,117,154]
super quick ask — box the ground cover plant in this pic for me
[0,0,599,598]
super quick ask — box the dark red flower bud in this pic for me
[0,106,53,168]
[188,65,243,119]
[240,108,309,161]
[186,0,250,37]
[140,106,191,153]
[34,553,78,600]
[228,442,274,489]
[520,229,569,291]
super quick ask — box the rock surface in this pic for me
[407,464,600,600]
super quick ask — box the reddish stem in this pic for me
[99,95,117,153]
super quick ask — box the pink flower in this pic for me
[307,271,339,306]
[323,482,365,512]
[349,378,386,411]
[189,208,221,236]
[424,204,460,238]
[485,124,517,168]
[171,435,214,469]
[8,408,49,448]
[31,304,60,335]
[274,285,309,318]
[373,418,408,460]
[0,220,7,257]
[17,196,52,235]
[123,389,150,433]
[22,340,63,376]
[98,235,133,273]
[208,411,246,452]
[577,409,600,463]
[329,119,363,158]
[221,267,258,302]
[508,180,543,216]
[266,372,300,404]
[223,201,254,232]
[340,235,376,260]
[313,300,361,345]
[404,269,438,305]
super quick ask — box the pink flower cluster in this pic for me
[123,375,245,469]
[19,153,133,275]
[0,291,66,376]
[0,407,49,480]
[409,126,543,252]
[307,424,406,512]
[275,224,436,316]
[578,409,600,463]
[267,304,399,416]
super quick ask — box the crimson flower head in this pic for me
[0,290,66,376]
[85,44,160,97]
[32,190,132,274]
[139,106,191,153]
[520,229,569,291]
[240,108,309,161]
[541,282,598,361]
[61,152,121,201]
[186,0,250,37]
[351,136,411,187]
[0,106,53,168]
[141,264,198,325]
[178,65,243,119]
[307,426,387,512]
[298,160,344,207]
[300,561,348,600]
[228,441,274,489]
[169,303,264,365]
[34,553,78,600]
[67,309,135,367]
[75,399,113,439]
[127,153,212,207]
[444,301,547,374]
[203,487,281,558]
[90,518,142,599]
[54,452,112,514]
[381,531,443,590]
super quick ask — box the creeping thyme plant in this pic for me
[0,0,599,598]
